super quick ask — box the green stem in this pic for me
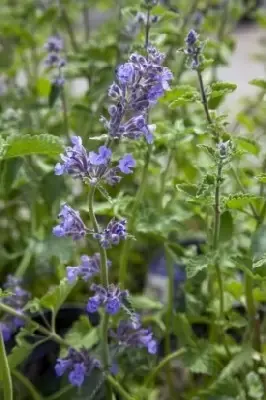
[0,302,66,347]
[0,330,13,400]
[144,348,186,387]
[45,385,73,400]
[107,375,136,400]
[197,69,212,125]
[159,149,175,209]
[164,246,176,398]
[60,87,70,139]
[15,243,33,278]
[88,186,112,400]
[119,143,152,288]
[12,369,42,400]
[231,167,259,221]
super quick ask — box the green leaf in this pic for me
[2,134,63,159]
[209,81,237,99]
[49,83,61,108]
[197,144,217,159]
[168,85,200,108]
[236,113,256,133]
[235,137,260,155]
[225,193,261,210]
[173,314,195,346]
[39,279,74,313]
[219,346,254,381]
[255,174,266,183]
[249,78,266,90]
[130,295,163,310]
[186,256,208,279]
[62,316,99,354]
[246,372,264,399]
[0,331,13,399]
[7,323,38,369]
[219,211,234,243]
[176,183,198,197]
[252,225,266,259]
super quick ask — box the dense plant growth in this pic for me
[1,0,266,399]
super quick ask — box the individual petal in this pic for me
[68,363,86,387]
[87,296,101,313]
[118,154,136,174]
[89,146,112,166]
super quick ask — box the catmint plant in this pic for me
[50,31,173,393]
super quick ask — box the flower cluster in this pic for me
[66,254,111,284]
[87,284,129,315]
[53,203,88,240]
[53,44,170,389]
[184,29,201,70]
[0,276,30,342]
[55,136,136,185]
[93,219,127,248]
[110,318,157,354]
[55,347,101,387]
[102,46,173,143]
[44,35,66,86]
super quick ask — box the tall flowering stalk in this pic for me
[52,39,171,395]
[119,0,173,288]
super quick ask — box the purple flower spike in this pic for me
[53,204,87,240]
[89,146,112,166]
[44,36,63,53]
[55,348,100,388]
[110,319,157,354]
[0,323,12,342]
[54,136,90,179]
[94,218,127,248]
[87,284,128,315]
[119,154,136,174]
[185,29,198,46]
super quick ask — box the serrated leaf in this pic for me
[39,279,74,313]
[2,134,63,159]
[249,78,266,90]
[186,256,208,279]
[176,183,198,197]
[236,113,255,133]
[235,137,260,155]
[49,83,61,108]
[130,295,163,310]
[225,193,261,209]
[255,174,266,183]
[219,346,254,380]
[209,81,237,99]
[246,371,264,399]
[219,211,234,243]
[197,144,217,159]
[62,317,99,354]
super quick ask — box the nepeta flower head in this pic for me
[89,146,112,166]
[185,29,198,47]
[103,46,172,142]
[110,319,157,354]
[119,154,136,174]
[55,136,90,178]
[55,347,100,387]
[0,275,30,341]
[44,36,63,53]
[66,253,112,283]
[44,35,66,86]
[53,204,87,240]
[87,284,129,315]
[94,218,127,248]
[184,30,201,69]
